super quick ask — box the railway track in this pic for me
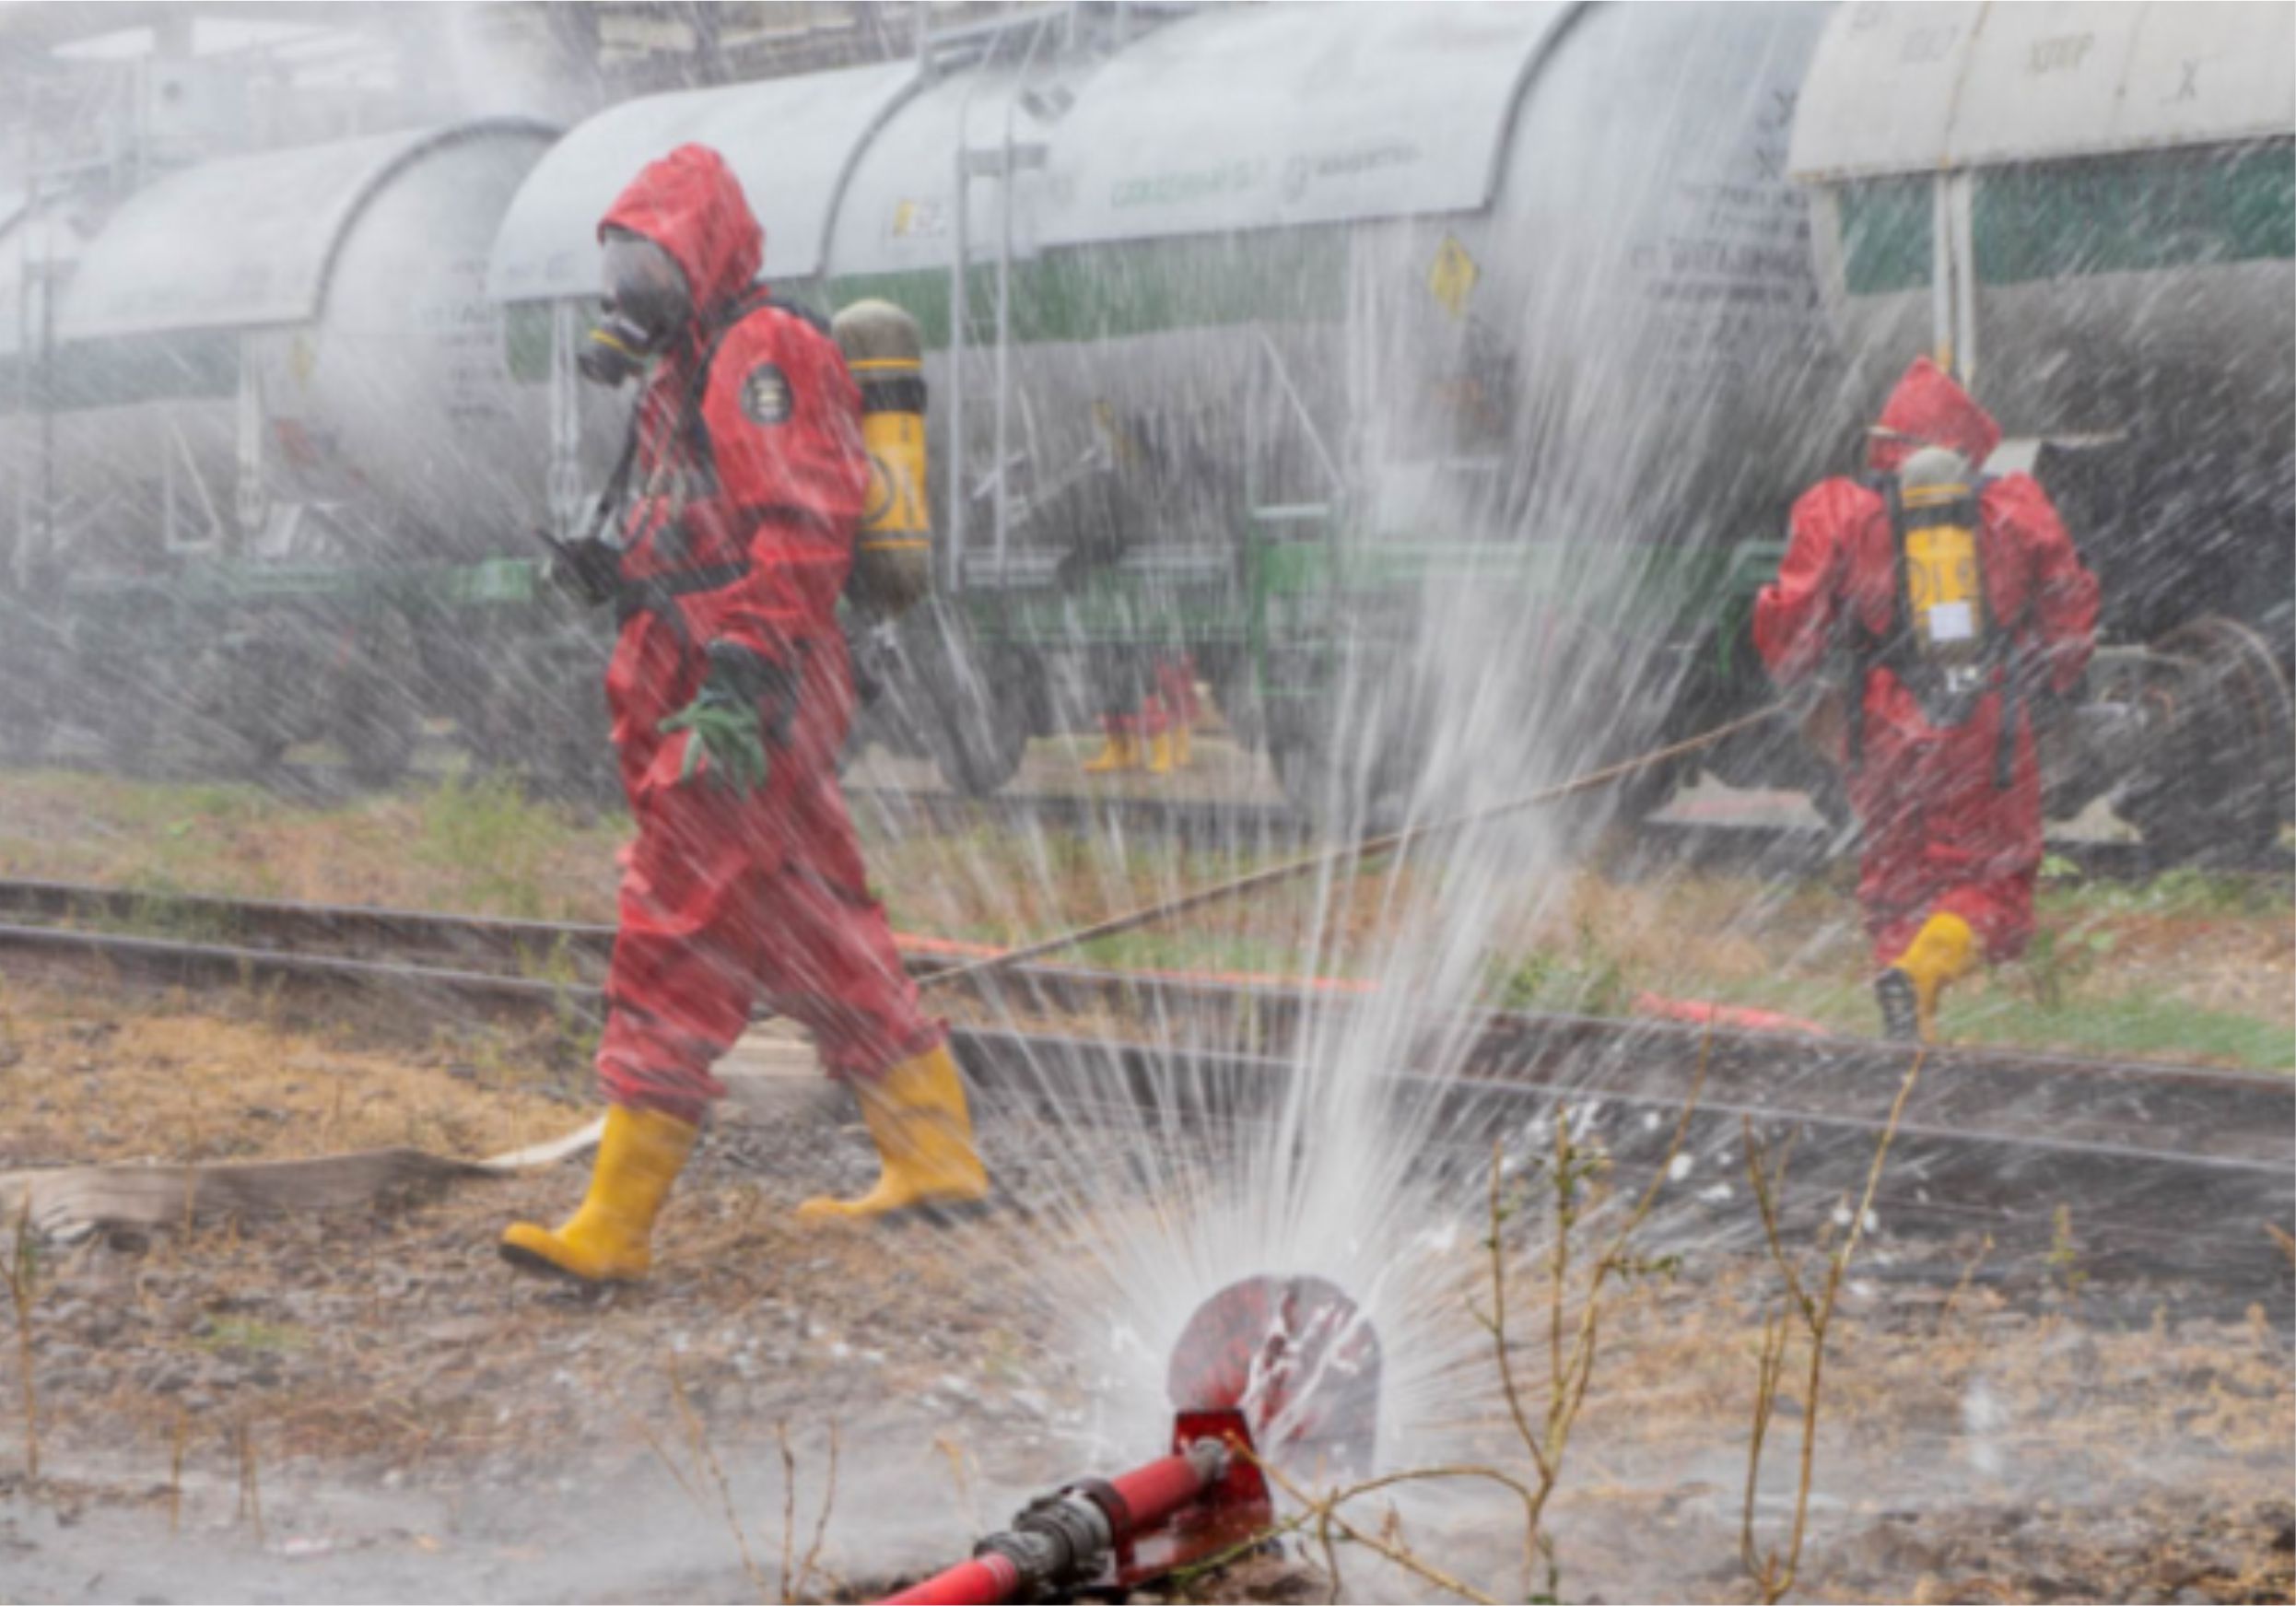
[841,784,2296,882]
[1,875,2288,1304]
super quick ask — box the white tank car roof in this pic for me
[1031,2,1575,248]
[485,60,917,304]
[59,119,556,342]
[1790,2,2296,181]
[489,3,1585,302]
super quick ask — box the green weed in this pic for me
[192,1316,308,1355]
[413,773,572,920]
[1491,917,1632,1016]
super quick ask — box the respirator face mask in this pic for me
[579,229,693,387]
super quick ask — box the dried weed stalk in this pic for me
[4,1201,38,1482]
[235,1414,265,1542]
[1934,1231,1994,1336]
[1739,1049,1925,1604]
[665,1363,768,1599]
[633,1362,841,1604]
[1212,1030,1714,1604]
[170,1405,190,1532]
[778,1419,841,1603]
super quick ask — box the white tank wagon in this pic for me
[0,121,559,779]
[489,4,1845,807]
[47,119,559,567]
[1791,1,2296,854]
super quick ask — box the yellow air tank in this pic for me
[1895,446,1985,666]
[833,299,932,618]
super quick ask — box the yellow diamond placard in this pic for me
[1427,234,1479,319]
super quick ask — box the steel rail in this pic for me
[955,1030,2291,1296]
[0,900,2287,1295]
[841,785,2296,881]
[3,873,2290,1118]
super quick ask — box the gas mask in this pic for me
[579,229,693,387]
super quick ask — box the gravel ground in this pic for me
[0,987,2289,1602]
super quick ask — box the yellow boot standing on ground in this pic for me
[1142,695,1175,776]
[1083,716,1138,775]
[1875,910,1977,1043]
[499,1104,699,1283]
[797,1042,990,1222]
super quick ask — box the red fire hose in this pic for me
[880,1418,1268,1604]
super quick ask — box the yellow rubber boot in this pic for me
[1083,732,1137,774]
[1144,728,1175,775]
[796,1044,990,1223]
[499,1104,698,1283]
[1173,721,1192,769]
[1876,912,1977,1043]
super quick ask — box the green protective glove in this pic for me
[660,645,791,797]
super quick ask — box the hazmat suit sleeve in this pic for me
[1753,477,1865,686]
[1985,474,2099,696]
[683,309,874,671]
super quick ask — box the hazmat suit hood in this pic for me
[1866,356,2002,476]
[599,144,764,323]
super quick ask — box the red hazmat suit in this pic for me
[593,145,941,1123]
[1753,358,2100,965]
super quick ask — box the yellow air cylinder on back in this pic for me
[833,299,932,618]
[1896,446,1984,662]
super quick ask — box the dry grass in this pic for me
[0,979,578,1170]
[5,1203,38,1482]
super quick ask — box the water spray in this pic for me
[879,1275,1380,1603]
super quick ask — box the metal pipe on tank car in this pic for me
[1929,176,1952,374]
[1951,171,1978,389]
[946,87,974,592]
[993,13,1052,581]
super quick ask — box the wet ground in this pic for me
[0,981,2290,1602]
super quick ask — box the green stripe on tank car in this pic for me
[505,303,553,387]
[1974,142,2294,284]
[1837,178,1933,297]
[828,228,1350,351]
[1838,142,2295,297]
[506,229,1350,370]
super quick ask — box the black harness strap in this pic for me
[608,291,834,640]
[613,562,756,641]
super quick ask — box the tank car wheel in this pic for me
[1265,699,1425,840]
[1806,768,1856,836]
[93,666,162,777]
[0,705,50,768]
[927,653,1031,798]
[335,612,424,789]
[2116,615,2292,865]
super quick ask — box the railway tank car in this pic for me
[1787,0,2296,855]
[487,2,1847,815]
[0,119,557,776]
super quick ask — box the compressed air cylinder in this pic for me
[832,299,932,618]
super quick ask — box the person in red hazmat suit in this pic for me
[501,146,988,1284]
[1753,358,2099,1042]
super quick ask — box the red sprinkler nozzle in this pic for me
[878,1413,1270,1605]
[880,1276,1377,1602]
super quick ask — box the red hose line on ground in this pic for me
[1632,991,1830,1037]
[876,1445,1228,1605]
[880,1552,1022,1605]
